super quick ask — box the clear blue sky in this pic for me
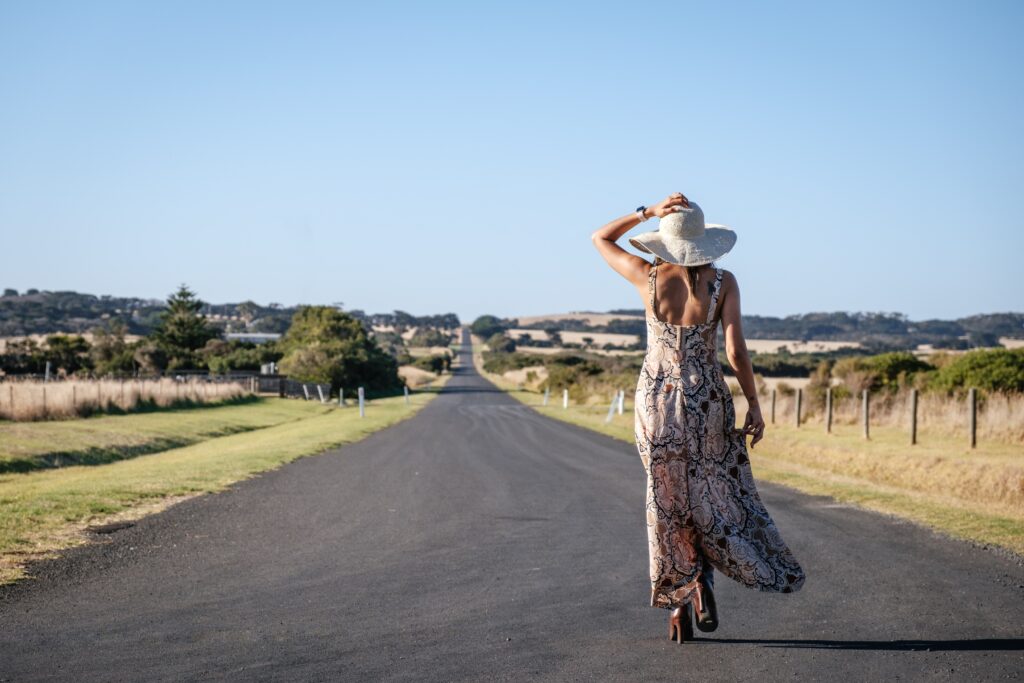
[1,1,1022,323]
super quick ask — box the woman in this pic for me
[591,192,805,644]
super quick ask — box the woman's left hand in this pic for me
[649,192,690,218]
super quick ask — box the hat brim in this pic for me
[628,225,737,266]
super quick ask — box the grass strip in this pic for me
[0,382,448,585]
[0,398,332,473]
[472,345,1024,558]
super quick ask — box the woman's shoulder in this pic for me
[717,266,738,289]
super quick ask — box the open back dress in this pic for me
[634,258,806,609]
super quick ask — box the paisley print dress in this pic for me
[634,259,805,610]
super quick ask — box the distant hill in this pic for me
[0,289,459,337]
[513,310,1024,351]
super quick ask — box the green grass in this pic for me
[0,398,333,473]
[473,349,1024,557]
[0,383,448,585]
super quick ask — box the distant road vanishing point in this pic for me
[1,328,1022,681]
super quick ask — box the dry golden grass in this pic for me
[762,388,1024,445]
[744,338,861,353]
[398,365,442,388]
[405,346,454,357]
[0,378,249,421]
[558,330,640,347]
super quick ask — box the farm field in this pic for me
[472,349,1024,557]
[0,384,448,585]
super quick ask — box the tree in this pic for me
[471,315,507,339]
[91,321,136,376]
[152,285,220,369]
[38,335,92,376]
[277,306,401,394]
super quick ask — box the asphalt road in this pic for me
[1,329,1022,682]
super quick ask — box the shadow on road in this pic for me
[704,638,1024,651]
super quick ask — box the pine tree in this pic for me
[153,285,219,369]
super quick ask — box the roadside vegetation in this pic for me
[2,286,459,420]
[471,338,1024,557]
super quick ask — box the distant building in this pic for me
[225,332,282,344]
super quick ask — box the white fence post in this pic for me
[302,384,311,401]
[562,388,569,409]
[404,386,410,405]
[316,385,326,403]
[617,389,625,415]
[358,387,365,418]
[339,388,344,406]
[543,387,550,406]
[605,392,617,422]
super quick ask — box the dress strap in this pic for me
[706,267,724,324]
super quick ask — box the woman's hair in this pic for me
[682,262,715,294]
[654,257,716,294]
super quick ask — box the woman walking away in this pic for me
[591,192,805,644]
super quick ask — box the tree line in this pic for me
[1,286,460,396]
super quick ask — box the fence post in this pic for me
[795,388,802,428]
[910,388,918,445]
[617,389,625,415]
[605,392,617,423]
[404,386,410,405]
[278,377,285,398]
[825,387,832,433]
[862,389,870,440]
[120,379,125,406]
[316,385,326,403]
[42,386,47,417]
[358,387,365,418]
[45,361,51,382]
[543,387,550,406]
[72,385,77,413]
[968,387,977,449]
[302,384,311,401]
[770,389,776,425]
[563,388,569,409]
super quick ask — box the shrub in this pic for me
[486,333,516,353]
[411,353,449,375]
[928,348,1024,394]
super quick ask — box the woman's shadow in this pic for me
[698,638,1024,651]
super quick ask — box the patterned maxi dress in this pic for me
[634,259,806,610]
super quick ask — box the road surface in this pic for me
[2,329,1022,681]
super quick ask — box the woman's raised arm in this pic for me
[590,192,689,287]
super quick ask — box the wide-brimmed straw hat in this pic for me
[628,201,736,266]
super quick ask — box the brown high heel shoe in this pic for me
[668,603,694,644]
[692,576,719,633]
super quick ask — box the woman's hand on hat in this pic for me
[650,192,690,218]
